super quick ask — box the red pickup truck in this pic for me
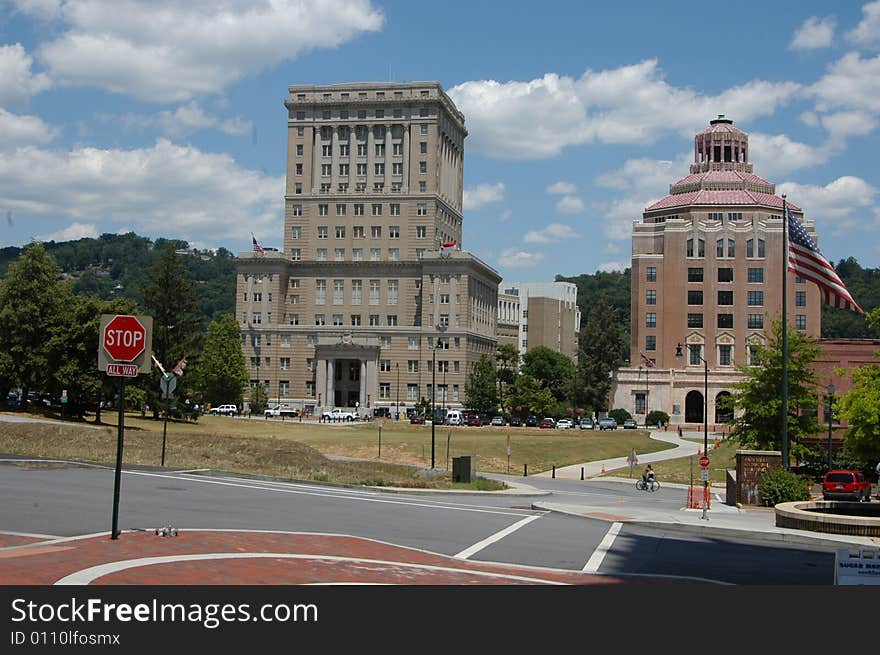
[822,470,872,501]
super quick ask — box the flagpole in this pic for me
[781,195,789,470]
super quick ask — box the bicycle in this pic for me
[636,478,660,492]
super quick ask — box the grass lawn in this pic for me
[0,411,674,487]
[602,435,738,487]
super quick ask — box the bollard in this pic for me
[581,467,584,481]
[523,463,528,477]
[552,465,556,479]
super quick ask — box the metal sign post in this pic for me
[159,373,176,467]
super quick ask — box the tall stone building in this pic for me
[496,282,580,364]
[235,82,500,417]
[611,116,821,426]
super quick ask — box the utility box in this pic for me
[452,455,476,483]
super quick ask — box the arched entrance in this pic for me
[715,391,732,424]
[685,390,704,424]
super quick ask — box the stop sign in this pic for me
[699,455,710,468]
[103,315,147,362]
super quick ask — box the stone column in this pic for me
[367,125,375,190]
[359,359,367,409]
[316,355,327,410]
[327,359,335,408]
[402,124,410,193]
[331,126,339,190]
[312,127,321,194]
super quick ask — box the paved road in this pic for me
[0,457,848,584]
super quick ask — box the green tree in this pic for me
[249,382,268,414]
[0,243,64,404]
[192,314,248,407]
[571,296,626,412]
[724,319,821,456]
[142,244,204,417]
[836,363,880,466]
[495,343,519,408]
[465,354,499,413]
[521,346,574,402]
[507,374,556,418]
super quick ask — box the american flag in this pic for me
[786,207,863,313]
[640,352,655,367]
[251,233,266,254]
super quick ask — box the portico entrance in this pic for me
[314,334,380,412]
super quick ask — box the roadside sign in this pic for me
[98,314,153,374]
[834,547,880,585]
[699,455,710,468]
[106,363,139,377]
[700,468,710,482]
[61,390,67,404]
[160,373,177,399]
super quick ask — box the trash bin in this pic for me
[452,455,476,483]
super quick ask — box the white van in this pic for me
[445,410,463,426]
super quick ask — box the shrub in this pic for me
[646,410,670,427]
[758,467,811,507]
[609,408,632,424]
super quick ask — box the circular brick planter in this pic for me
[775,500,880,538]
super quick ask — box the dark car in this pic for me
[525,415,538,427]
[538,418,555,429]
[509,416,522,427]
[822,470,872,501]
[465,414,482,427]
[623,419,638,429]
[409,415,426,425]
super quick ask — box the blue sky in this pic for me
[1,0,879,283]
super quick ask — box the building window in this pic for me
[354,203,364,216]
[372,204,382,216]
[288,313,299,325]
[718,290,733,305]
[388,280,398,305]
[748,345,760,366]
[796,315,807,330]
[747,291,764,306]
[417,203,427,216]
[353,225,364,238]
[315,279,326,305]
[352,248,363,262]
[350,314,361,326]
[719,345,732,366]
[687,313,703,328]
[646,290,656,305]
[370,248,381,261]
[389,225,400,238]
[314,314,325,326]
[747,267,764,283]
[292,205,302,217]
[369,280,380,305]
[717,268,733,283]
[387,315,398,326]
[686,238,705,258]
[717,314,733,328]
[646,266,656,282]
[795,291,806,307]
[645,335,656,351]
[419,161,427,174]
[646,312,656,328]
[689,345,703,366]
[687,268,704,283]
[747,314,763,329]
[291,226,301,239]
[416,225,427,238]
[380,383,390,399]
[747,238,766,258]
[332,314,343,326]
[317,226,328,239]
[688,291,703,305]
[371,226,382,239]
[316,248,327,261]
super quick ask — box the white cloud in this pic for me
[104,101,253,138]
[847,1,880,47]
[10,1,63,21]
[449,61,799,159]
[463,182,505,210]
[497,248,544,268]
[555,195,584,214]
[790,16,836,50]
[546,181,576,195]
[498,209,512,223]
[597,261,627,273]
[0,109,58,150]
[747,132,831,177]
[523,223,579,244]
[777,176,877,235]
[37,221,99,242]
[0,43,52,107]
[807,53,880,113]
[28,0,385,102]
[0,139,284,245]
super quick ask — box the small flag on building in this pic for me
[640,352,655,367]
[440,239,457,256]
[786,208,863,313]
[252,233,266,254]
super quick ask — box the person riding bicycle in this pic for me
[642,464,656,491]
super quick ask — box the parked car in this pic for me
[465,413,482,427]
[598,417,617,430]
[556,418,573,430]
[509,416,522,427]
[579,418,595,430]
[623,419,638,429]
[525,416,538,427]
[409,415,426,425]
[264,405,297,418]
[445,410,464,426]
[822,470,872,501]
[490,416,505,426]
[210,404,237,416]
[538,417,556,429]
[322,408,358,421]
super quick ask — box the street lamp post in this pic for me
[395,362,400,421]
[645,363,650,428]
[827,383,835,470]
[676,342,709,520]
[431,344,437,469]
